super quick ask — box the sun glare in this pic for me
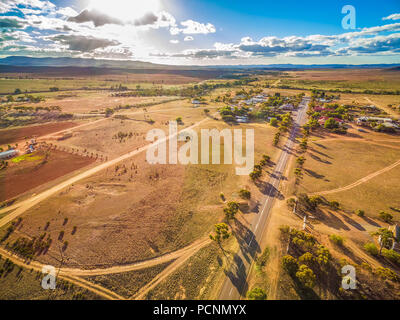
[89,0,161,21]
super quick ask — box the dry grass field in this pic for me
[21,91,180,114]
[1,67,399,300]
[297,138,400,194]
[324,164,400,218]
[0,109,279,270]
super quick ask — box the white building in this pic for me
[0,149,18,160]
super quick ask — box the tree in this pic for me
[374,228,394,254]
[294,168,303,181]
[209,223,230,243]
[296,264,316,288]
[239,189,251,200]
[270,118,278,126]
[224,201,240,220]
[296,156,306,166]
[324,118,339,129]
[105,108,114,117]
[262,154,270,162]
[329,234,344,246]
[329,200,340,210]
[379,211,393,223]
[282,255,299,276]
[355,209,365,217]
[273,132,280,146]
[382,249,400,265]
[298,252,316,267]
[247,287,267,300]
[14,88,22,94]
[316,245,331,266]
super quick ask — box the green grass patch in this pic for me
[11,153,43,163]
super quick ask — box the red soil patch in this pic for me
[0,149,94,202]
[0,122,77,146]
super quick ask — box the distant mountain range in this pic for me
[0,56,399,71]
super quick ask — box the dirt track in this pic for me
[0,114,214,226]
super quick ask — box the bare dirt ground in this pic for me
[0,121,78,146]
[0,149,95,202]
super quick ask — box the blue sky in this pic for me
[0,0,400,65]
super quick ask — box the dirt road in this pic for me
[0,115,214,227]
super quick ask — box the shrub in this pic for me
[256,247,270,270]
[375,267,399,281]
[329,234,344,246]
[279,225,290,234]
[296,264,316,288]
[247,287,267,300]
[262,154,270,162]
[360,262,372,272]
[298,252,316,267]
[239,189,251,200]
[364,242,379,256]
[382,249,400,265]
[379,211,393,223]
[287,198,296,208]
[316,245,331,266]
[270,118,278,126]
[329,200,340,210]
[176,117,183,125]
[355,209,365,217]
[282,255,299,276]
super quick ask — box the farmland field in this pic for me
[0,67,399,302]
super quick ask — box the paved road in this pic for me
[219,97,310,300]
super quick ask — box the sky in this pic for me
[0,0,400,65]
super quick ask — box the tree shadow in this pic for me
[309,148,332,159]
[362,216,381,228]
[309,152,332,164]
[339,213,366,231]
[313,209,351,231]
[304,169,325,179]
[224,219,262,296]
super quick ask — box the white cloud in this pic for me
[170,19,216,35]
[170,39,179,44]
[383,13,400,21]
[184,36,194,41]
[57,7,78,18]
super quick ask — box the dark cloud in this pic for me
[152,49,236,59]
[134,12,158,26]
[68,9,123,27]
[0,18,24,29]
[238,40,329,56]
[51,35,120,52]
[347,36,400,53]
